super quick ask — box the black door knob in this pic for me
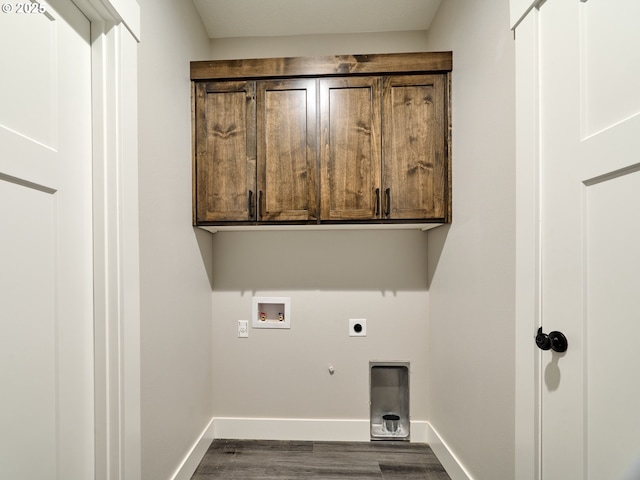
[535,327,568,353]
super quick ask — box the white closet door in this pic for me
[537,1,640,478]
[0,1,94,478]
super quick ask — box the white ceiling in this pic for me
[193,0,442,39]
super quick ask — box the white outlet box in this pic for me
[238,320,249,338]
[349,319,367,337]
[252,296,291,329]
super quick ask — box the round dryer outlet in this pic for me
[349,319,367,337]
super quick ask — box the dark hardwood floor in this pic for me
[191,439,451,479]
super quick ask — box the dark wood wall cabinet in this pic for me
[191,52,452,230]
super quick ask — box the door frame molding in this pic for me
[71,1,141,479]
[514,6,542,480]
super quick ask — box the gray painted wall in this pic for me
[138,1,213,479]
[425,1,516,478]
[211,230,430,421]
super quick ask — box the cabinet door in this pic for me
[194,81,256,223]
[382,75,448,221]
[257,79,317,222]
[320,77,382,220]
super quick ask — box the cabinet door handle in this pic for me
[384,188,391,217]
[248,190,254,219]
[258,190,263,220]
[375,188,380,216]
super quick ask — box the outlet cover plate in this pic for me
[349,318,367,337]
[238,320,249,338]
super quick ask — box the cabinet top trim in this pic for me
[190,51,452,81]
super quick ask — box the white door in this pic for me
[539,0,640,478]
[0,1,94,478]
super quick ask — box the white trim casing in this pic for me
[171,418,469,480]
[514,6,541,480]
[169,418,482,480]
[91,22,141,480]
[213,417,371,442]
[171,419,216,480]
[425,423,474,480]
[75,0,140,40]
[211,417,430,443]
[68,1,141,480]
[510,0,543,30]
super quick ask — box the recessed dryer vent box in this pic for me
[370,361,410,441]
[252,297,290,329]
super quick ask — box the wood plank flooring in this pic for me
[191,439,451,479]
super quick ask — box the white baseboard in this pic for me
[212,417,429,443]
[168,418,468,480]
[170,418,215,480]
[425,422,474,480]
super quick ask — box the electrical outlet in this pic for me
[349,319,366,337]
[238,320,249,338]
